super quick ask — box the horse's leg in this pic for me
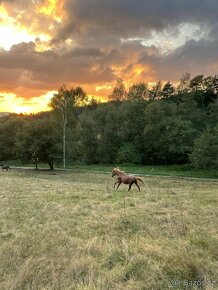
[128,183,133,191]
[135,181,140,191]
[116,182,121,190]
[114,181,119,188]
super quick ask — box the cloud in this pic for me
[0,41,116,97]
[1,0,218,107]
[55,0,218,42]
[139,38,218,81]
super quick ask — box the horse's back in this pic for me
[122,174,136,184]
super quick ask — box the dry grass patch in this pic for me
[0,169,217,289]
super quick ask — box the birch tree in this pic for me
[50,85,86,170]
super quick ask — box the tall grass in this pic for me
[0,169,217,289]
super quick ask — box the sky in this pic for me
[0,0,218,113]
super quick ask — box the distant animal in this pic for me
[112,167,144,191]
[1,164,11,171]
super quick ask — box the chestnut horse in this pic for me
[112,167,144,191]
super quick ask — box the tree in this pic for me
[127,82,148,101]
[202,76,217,107]
[109,78,127,101]
[177,72,191,93]
[116,143,142,164]
[209,99,218,126]
[189,75,204,91]
[79,111,99,164]
[189,126,218,169]
[162,81,175,98]
[187,75,217,108]
[149,81,162,99]
[50,85,86,169]
[97,106,122,163]
[143,101,196,164]
[16,118,59,169]
[0,115,24,161]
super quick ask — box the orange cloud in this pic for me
[38,0,65,23]
[0,0,218,114]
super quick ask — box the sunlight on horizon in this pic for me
[0,91,57,114]
[0,91,108,114]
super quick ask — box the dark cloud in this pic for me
[139,38,218,81]
[1,0,218,101]
[0,42,116,97]
[65,47,103,58]
[55,0,218,41]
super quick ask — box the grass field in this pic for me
[3,161,218,179]
[0,169,217,289]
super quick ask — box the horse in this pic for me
[1,164,11,171]
[112,167,144,191]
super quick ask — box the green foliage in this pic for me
[189,74,204,91]
[127,82,148,101]
[97,107,122,163]
[209,99,218,126]
[116,143,142,164]
[79,111,99,164]
[149,80,162,99]
[143,101,196,164]
[49,84,87,111]
[15,117,60,169]
[177,72,191,92]
[49,84,87,169]
[190,126,218,169]
[162,81,175,98]
[1,74,217,170]
[0,115,24,160]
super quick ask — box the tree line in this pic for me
[0,73,217,169]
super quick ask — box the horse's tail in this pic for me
[137,177,144,184]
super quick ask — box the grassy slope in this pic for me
[0,169,217,289]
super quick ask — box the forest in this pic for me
[0,73,217,170]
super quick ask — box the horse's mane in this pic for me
[113,167,125,174]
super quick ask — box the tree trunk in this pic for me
[63,122,66,170]
[48,161,54,170]
[62,106,67,171]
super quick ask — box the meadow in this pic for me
[0,169,217,289]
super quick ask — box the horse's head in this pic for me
[112,167,120,177]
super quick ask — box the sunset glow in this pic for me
[0,5,34,50]
[38,0,65,23]
[0,0,217,113]
[0,91,56,114]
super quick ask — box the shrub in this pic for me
[189,125,218,169]
[116,143,142,164]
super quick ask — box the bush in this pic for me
[116,143,142,164]
[189,126,218,169]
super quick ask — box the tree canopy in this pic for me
[0,74,217,169]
